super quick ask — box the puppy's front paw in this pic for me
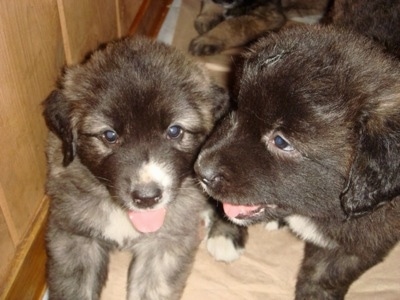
[189,36,225,56]
[194,15,223,34]
[206,235,244,262]
[264,220,281,231]
[264,219,286,231]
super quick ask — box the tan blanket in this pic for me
[183,225,400,299]
[102,225,400,299]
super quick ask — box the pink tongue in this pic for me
[128,208,167,233]
[223,203,261,218]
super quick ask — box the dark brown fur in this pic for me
[326,0,400,59]
[195,8,400,300]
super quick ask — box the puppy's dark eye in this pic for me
[167,125,183,140]
[274,135,293,151]
[103,130,118,143]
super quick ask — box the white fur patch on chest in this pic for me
[103,208,140,247]
[285,215,337,249]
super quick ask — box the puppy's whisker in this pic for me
[177,171,194,180]
[94,175,113,183]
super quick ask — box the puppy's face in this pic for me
[195,26,400,225]
[44,37,229,231]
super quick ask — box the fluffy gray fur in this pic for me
[43,36,243,299]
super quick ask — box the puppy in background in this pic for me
[189,0,330,56]
[326,0,400,65]
[195,1,400,298]
[43,36,246,300]
[327,0,400,214]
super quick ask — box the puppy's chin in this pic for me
[222,202,282,226]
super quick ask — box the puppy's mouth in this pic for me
[128,208,167,233]
[223,202,277,221]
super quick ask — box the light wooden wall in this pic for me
[0,1,64,289]
[0,0,152,298]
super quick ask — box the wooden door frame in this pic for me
[129,0,173,38]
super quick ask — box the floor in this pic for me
[163,0,240,88]
[157,0,182,45]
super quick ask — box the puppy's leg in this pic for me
[127,233,199,299]
[295,242,394,300]
[204,203,248,262]
[194,0,225,35]
[264,219,286,231]
[189,5,286,56]
[46,229,110,300]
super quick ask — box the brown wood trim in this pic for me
[1,197,49,300]
[128,0,173,38]
[0,185,19,245]
[56,0,73,66]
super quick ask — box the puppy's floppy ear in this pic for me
[340,105,400,217]
[210,84,230,120]
[43,90,76,166]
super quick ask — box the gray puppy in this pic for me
[195,25,400,299]
[43,36,245,300]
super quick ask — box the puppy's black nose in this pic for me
[200,172,224,188]
[131,186,162,208]
[194,161,225,190]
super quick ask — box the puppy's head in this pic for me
[43,37,229,232]
[195,25,400,224]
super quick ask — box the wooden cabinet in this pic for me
[0,1,171,298]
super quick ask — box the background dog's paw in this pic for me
[205,214,248,262]
[264,220,281,231]
[189,36,224,56]
[206,235,244,262]
[204,200,248,262]
[194,15,223,34]
[264,219,287,231]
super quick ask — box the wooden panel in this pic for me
[0,0,170,297]
[58,0,118,65]
[0,202,15,287]
[118,0,144,37]
[129,0,173,38]
[0,0,64,241]
[0,198,49,300]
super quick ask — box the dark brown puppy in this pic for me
[195,25,400,299]
[326,0,400,60]
[189,0,329,56]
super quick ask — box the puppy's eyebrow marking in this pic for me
[229,111,238,127]
[243,107,264,123]
[222,112,239,140]
[261,50,288,67]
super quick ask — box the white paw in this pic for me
[206,235,243,263]
[264,220,280,231]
